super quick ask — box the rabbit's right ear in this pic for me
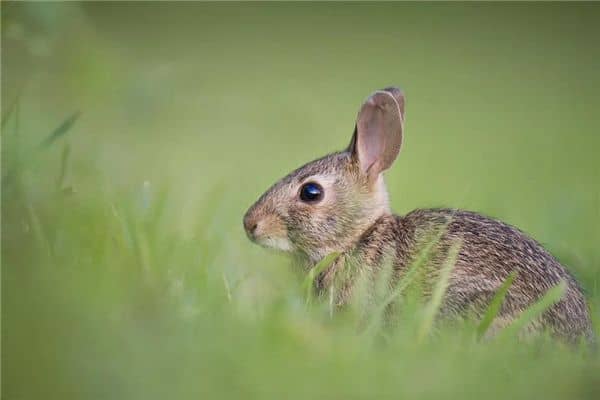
[348,87,405,181]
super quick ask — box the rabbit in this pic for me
[243,87,594,343]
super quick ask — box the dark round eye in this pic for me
[299,182,323,202]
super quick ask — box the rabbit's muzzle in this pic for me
[243,212,259,241]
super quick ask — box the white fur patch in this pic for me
[373,174,391,213]
[257,236,294,252]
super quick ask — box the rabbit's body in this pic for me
[318,207,592,342]
[244,88,593,343]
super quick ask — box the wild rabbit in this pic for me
[243,87,593,343]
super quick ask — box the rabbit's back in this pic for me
[365,209,593,342]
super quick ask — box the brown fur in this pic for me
[243,88,594,343]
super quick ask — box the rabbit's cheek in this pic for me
[253,213,287,237]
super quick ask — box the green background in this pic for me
[3,3,599,399]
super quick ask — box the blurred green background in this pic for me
[2,2,600,399]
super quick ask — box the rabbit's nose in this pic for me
[243,214,258,239]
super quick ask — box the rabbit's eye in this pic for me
[299,182,323,203]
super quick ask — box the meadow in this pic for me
[2,3,600,399]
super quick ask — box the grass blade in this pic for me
[362,219,453,336]
[363,247,434,335]
[25,199,53,260]
[1,92,21,130]
[476,270,518,339]
[303,252,340,305]
[39,111,81,148]
[417,239,462,343]
[56,143,71,189]
[498,280,567,340]
[372,226,449,317]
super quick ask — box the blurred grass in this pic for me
[2,2,600,399]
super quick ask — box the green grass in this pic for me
[3,3,600,399]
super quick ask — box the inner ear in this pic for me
[348,89,404,180]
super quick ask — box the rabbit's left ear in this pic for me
[348,87,404,181]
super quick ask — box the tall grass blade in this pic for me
[25,199,53,260]
[361,257,395,336]
[369,226,449,322]
[1,93,21,130]
[39,111,81,148]
[476,271,518,339]
[56,144,71,189]
[417,239,462,343]
[498,280,567,340]
[303,252,340,305]
[364,249,433,335]
[1,100,21,187]
[362,219,453,336]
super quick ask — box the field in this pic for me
[2,3,600,399]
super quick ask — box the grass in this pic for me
[3,2,600,399]
[2,99,599,400]
[477,271,518,340]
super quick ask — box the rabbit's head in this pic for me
[243,87,405,263]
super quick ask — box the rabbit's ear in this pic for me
[348,87,404,180]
